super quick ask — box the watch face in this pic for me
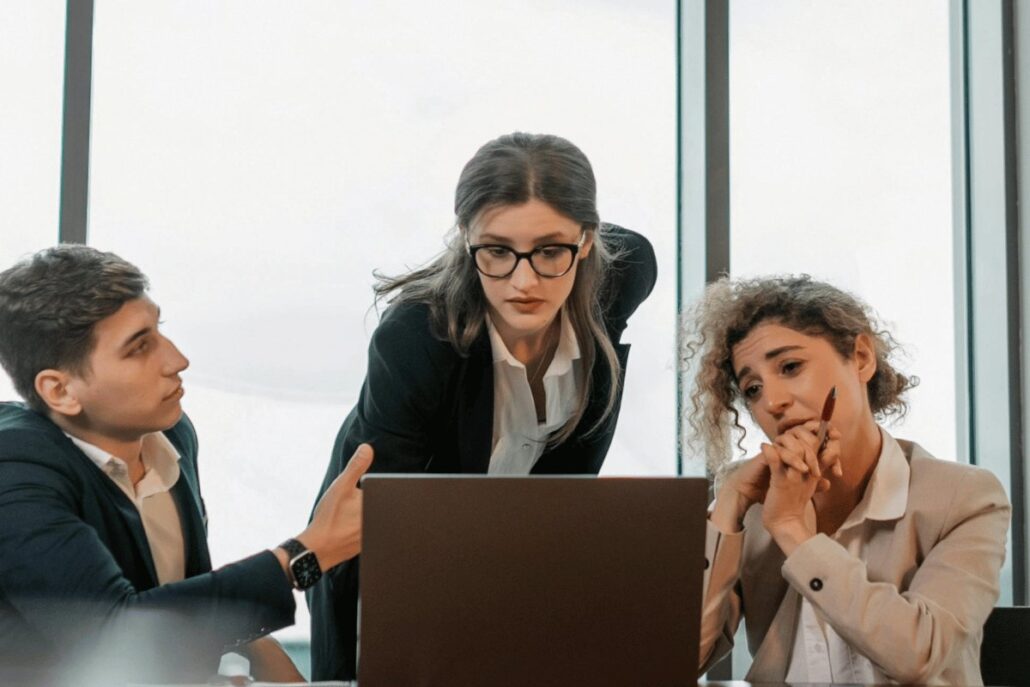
[291,551,322,590]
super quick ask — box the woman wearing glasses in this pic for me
[308,132,656,681]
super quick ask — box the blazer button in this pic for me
[809,578,823,591]
[703,557,710,570]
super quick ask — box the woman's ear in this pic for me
[578,229,595,260]
[854,333,877,384]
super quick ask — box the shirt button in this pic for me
[522,443,531,450]
[809,578,823,591]
[703,558,710,570]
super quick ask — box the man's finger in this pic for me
[339,444,374,491]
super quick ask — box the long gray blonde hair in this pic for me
[374,132,623,445]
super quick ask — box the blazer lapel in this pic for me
[457,331,494,473]
[458,331,632,475]
[14,411,162,587]
[82,464,161,588]
[172,463,212,575]
[583,342,629,431]
[746,586,801,682]
[533,341,630,474]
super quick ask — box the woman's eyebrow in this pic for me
[532,231,572,243]
[764,344,804,360]
[474,233,511,244]
[475,231,575,244]
[734,345,805,380]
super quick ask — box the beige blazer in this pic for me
[699,437,1010,685]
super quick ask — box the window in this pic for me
[88,1,677,647]
[0,0,65,400]
[728,0,956,462]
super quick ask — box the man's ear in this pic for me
[854,333,878,384]
[35,369,83,417]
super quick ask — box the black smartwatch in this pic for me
[279,538,322,590]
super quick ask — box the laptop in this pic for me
[358,475,708,686]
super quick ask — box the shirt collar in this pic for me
[65,431,181,492]
[839,426,910,530]
[548,309,581,377]
[485,309,581,374]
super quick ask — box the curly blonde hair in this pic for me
[681,275,917,471]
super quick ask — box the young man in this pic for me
[0,245,371,683]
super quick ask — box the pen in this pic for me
[815,386,836,453]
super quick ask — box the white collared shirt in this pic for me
[66,432,187,584]
[486,310,582,474]
[785,427,911,683]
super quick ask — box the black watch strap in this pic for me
[278,538,322,590]
[279,538,306,559]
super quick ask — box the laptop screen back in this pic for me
[359,475,707,686]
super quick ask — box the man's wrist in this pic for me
[275,537,324,590]
[273,546,291,578]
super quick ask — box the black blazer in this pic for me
[0,403,295,682]
[308,225,657,680]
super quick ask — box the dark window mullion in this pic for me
[58,0,94,245]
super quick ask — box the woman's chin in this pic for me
[500,309,556,332]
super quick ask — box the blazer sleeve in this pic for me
[308,303,461,681]
[698,518,746,674]
[780,466,1010,684]
[325,302,459,478]
[0,431,295,679]
[599,224,657,340]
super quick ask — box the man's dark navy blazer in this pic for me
[0,403,294,681]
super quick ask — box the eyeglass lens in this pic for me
[475,246,574,277]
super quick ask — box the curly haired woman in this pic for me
[686,275,1009,685]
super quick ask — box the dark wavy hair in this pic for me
[681,275,918,469]
[374,132,622,445]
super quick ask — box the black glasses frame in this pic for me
[466,241,582,278]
